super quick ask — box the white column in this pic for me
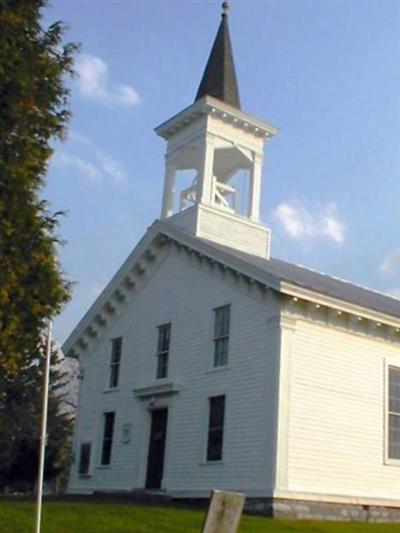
[197,134,215,205]
[160,160,176,219]
[248,152,263,222]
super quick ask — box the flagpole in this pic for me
[35,320,52,533]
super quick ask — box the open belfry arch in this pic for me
[156,2,277,259]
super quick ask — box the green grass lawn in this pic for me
[2,499,400,533]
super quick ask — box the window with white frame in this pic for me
[213,305,230,367]
[156,323,171,379]
[388,366,400,459]
[207,395,226,461]
[101,412,115,465]
[109,337,122,388]
[78,442,91,475]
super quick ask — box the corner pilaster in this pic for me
[274,313,297,491]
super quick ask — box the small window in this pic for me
[78,442,91,475]
[109,338,122,388]
[101,412,115,465]
[388,367,400,459]
[156,323,171,379]
[207,395,225,461]
[213,305,230,367]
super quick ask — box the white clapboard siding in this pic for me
[68,244,279,496]
[287,319,400,500]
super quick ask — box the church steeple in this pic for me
[195,2,240,109]
[155,3,278,259]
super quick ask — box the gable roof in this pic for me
[161,222,400,320]
[63,220,400,357]
[205,241,400,320]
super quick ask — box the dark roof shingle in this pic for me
[160,221,400,319]
[206,241,400,319]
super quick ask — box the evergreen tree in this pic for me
[0,0,78,490]
[0,345,74,492]
[0,0,77,373]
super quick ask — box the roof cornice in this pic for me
[281,281,400,329]
[62,220,281,358]
[155,96,278,140]
[62,220,400,359]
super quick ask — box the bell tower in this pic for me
[156,2,277,258]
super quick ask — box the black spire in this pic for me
[195,2,241,109]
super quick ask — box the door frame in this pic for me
[145,407,169,490]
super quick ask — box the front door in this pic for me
[145,408,168,489]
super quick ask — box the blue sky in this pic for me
[45,0,400,343]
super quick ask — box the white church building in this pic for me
[65,3,400,520]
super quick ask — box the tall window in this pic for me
[109,337,122,388]
[156,323,171,379]
[101,412,115,465]
[207,395,225,461]
[213,305,230,367]
[388,367,400,459]
[78,442,91,475]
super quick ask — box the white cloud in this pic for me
[273,201,345,244]
[52,131,128,184]
[321,215,345,243]
[75,54,140,106]
[76,55,106,97]
[379,248,400,276]
[68,131,92,146]
[273,203,305,239]
[116,85,140,106]
[52,150,127,185]
[97,153,127,184]
[53,152,102,183]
